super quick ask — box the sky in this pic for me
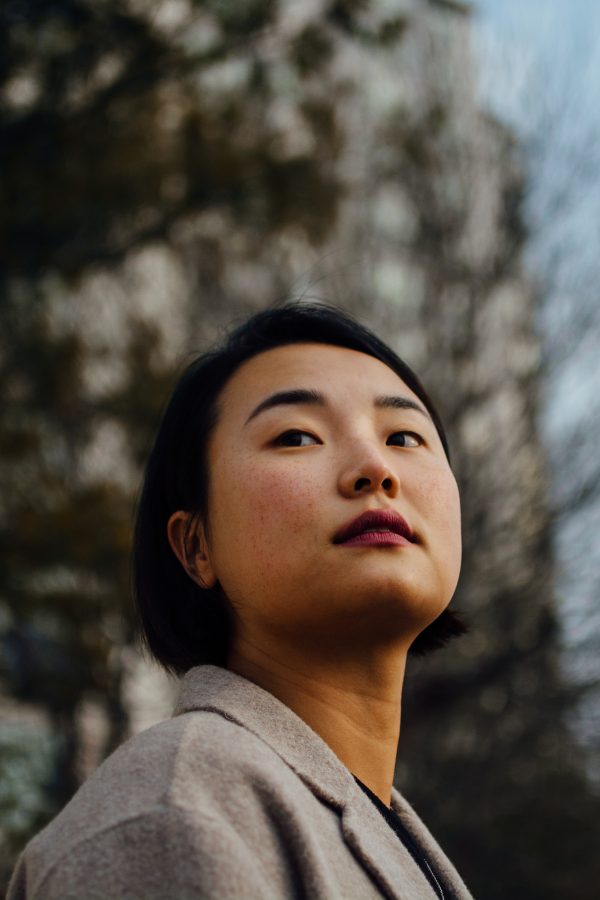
[474,0,598,39]
[473,0,600,138]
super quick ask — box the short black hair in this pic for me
[133,303,466,674]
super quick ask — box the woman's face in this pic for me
[199,343,461,655]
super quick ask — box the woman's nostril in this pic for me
[382,478,392,490]
[354,477,370,491]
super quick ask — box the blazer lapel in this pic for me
[390,790,474,900]
[341,788,444,900]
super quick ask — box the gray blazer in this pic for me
[8,666,474,900]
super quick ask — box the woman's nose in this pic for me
[337,442,399,499]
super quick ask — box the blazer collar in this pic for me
[173,664,352,806]
[174,665,472,900]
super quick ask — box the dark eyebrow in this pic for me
[245,389,325,425]
[375,395,431,420]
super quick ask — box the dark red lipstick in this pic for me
[333,508,414,547]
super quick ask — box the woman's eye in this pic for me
[386,432,420,448]
[274,430,320,448]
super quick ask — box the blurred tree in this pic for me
[1,0,599,896]
[476,6,600,774]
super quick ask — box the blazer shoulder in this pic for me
[29,708,292,854]
[16,711,320,900]
[18,710,289,895]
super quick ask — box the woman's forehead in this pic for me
[219,343,417,414]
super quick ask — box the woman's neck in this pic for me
[228,636,407,806]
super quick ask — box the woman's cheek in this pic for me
[408,462,460,529]
[246,463,323,534]
[407,464,461,586]
[214,459,324,563]
[212,461,325,616]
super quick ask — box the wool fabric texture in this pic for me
[8,666,474,900]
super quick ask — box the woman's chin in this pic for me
[331,563,437,608]
[299,577,447,641]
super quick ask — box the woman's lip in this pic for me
[333,509,414,545]
[340,531,412,547]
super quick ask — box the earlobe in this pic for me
[167,510,218,589]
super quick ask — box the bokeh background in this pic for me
[2,0,600,896]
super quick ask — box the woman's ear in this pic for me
[167,511,218,589]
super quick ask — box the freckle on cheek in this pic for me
[251,473,318,530]
[412,470,445,502]
[410,469,459,524]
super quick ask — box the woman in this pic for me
[9,304,471,900]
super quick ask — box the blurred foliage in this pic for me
[1,0,600,897]
[0,725,59,889]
